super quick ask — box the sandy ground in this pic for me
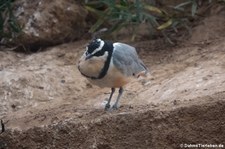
[0,8,225,149]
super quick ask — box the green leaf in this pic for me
[144,4,163,15]
[191,1,198,16]
[174,1,192,9]
[157,19,173,30]
[143,13,158,26]
[8,19,21,33]
[120,0,128,6]
[89,18,105,33]
[115,4,127,10]
[109,21,126,33]
[85,5,103,16]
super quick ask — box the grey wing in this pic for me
[112,43,147,76]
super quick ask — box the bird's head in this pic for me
[84,38,111,60]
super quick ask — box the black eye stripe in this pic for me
[85,39,112,59]
[87,40,101,54]
[92,50,105,57]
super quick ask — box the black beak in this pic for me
[85,53,93,60]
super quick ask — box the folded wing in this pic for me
[112,43,148,77]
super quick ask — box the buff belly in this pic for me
[88,63,131,88]
[78,55,131,88]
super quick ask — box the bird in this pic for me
[78,38,148,110]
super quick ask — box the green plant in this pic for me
[0,0,21,41]
[85,0,171,41]
[172,0,198,17]
[84,0,224,43]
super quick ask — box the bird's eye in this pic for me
[85,51,89,56]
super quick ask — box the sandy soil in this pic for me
[0,8,225,149]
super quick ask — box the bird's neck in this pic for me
[96,41,113,79]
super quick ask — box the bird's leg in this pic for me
[112,87,124,110]
[105,88,115,110]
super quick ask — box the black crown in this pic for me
[87,39,101,54]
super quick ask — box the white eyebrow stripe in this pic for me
[93,40,104,54]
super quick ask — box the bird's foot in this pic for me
[112,104,119,110]
[105,103,111,111]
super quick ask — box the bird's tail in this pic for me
[136,60,149,78]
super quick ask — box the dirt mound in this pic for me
[1,9,225,149]
[1,94,225,149]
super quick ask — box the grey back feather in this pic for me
[112,43,147,76]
